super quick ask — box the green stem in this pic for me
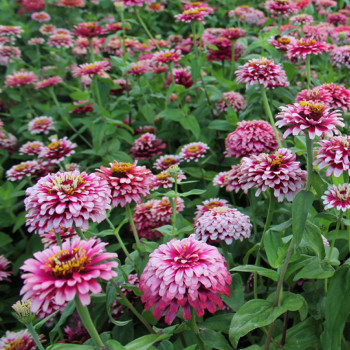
[74,225,87,240]
[253,254,260,299]
[89,38,95,62]
[105,216,134,263]
[261,190,276,247]
[26,323,45,350]
[305,134,314,191]
[135,8,160,50]
[171,179,178,236]
[190,308,205,350]
[264,239,294,350]
[248,190,258,236]
[119,11,128,64]
[94,77,105,118]
[260,86,282,148]
[75,296,105,349]
[111,280,156,334]
[306,55,311,90]
[230,40,236,80]
[126,203,140,245]
[55,231,62,248]
[328,211,343,262]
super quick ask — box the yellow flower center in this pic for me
[84,63,98,70]
[48,141,61,150]
[47,248,88,277]
[163,157,175,165]
[240,5,251,9]
[270,153,284,170]
[299,101,325,117]
[157,171,170,180]
[183,7,206,15]
[111,162,134,177]
[277,37,291,44]
[5,339,24,350]
[15,163,28,171]
[55,34,68,39]
[162,52,173,58]
[213,206,229,213]
[187,145,200,153]
[204,201,220,209]
[298,39,316,46]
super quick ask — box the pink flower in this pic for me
[0,45,21,65]
[39,137,77,163]
[225,165,247,193]
[28,38,44,45]
[287,38,329,61]
[5,69,38,87]
[224,120,280,158]
[0,132,17,153]
[48,33,73,48]
[235,57,289,89]
[35,76,63,90]
[24,171,111,234]
[73,60,111,77]
[0,255,11,282]
[222,27,246,40]
[6,160,40,181]
[265,0,298,18]
[179,142,209,162]
[318,83,350,112]
[58,0,85,7]
[194,207,252,244]
[175,7,212,24]
[154,154,181,170]
[0,25,23,37]
[19,141,44,155]
[127,61,150,75]
[40,24,56,35]
[151,197,185,222]
[97,161,153,207]
[152,49,183,64]
[314,136,350,177]
[20,238,118,311]
[28,116,55,134]
[269,36,296,51]
[119,0,155,7]
[213,171,227,188]
[152,170,186,189]
[164,67,193,89]
[239,148,307,202]
[31,11,51,22]
[130,133,166,160]
[290,14,314,25]
[0,330,37,350]
[295,88,332,105]
[326,12,348,26]
[194,198,230,220]
[73,22,104,38]
[70,100,94,114]
[40,227,78,248]
[275,101,344,139]
[330,45,350,68]
[216,91,246,113]
[322,184,350,211]
[139,235,232,325]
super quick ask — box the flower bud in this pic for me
[12,300,36,324]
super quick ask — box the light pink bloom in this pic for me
[330,45,350,68]
[216,91,246,113]
[213,171,227,188]
[6,160,40,181]
[97,161,153,207]
[39,24,56,35]
[290,14,313,25]
[0,25,23,37]
[119,0,155,7]
[39,137,77,163]
[275,101,344,139]
[287,38,329,61]
[265,0,298,18]
[24,171,111,234]
[269,36,296,51]
[139,235,232,324]
[152,49,183,64]
[224,120,280,158]
[73,60,111,77]
[322,184,350,211]
[127,61,150,75]
[19,141,44,155]
[59,0,85,7]
[314,136,350,177]
[179,142,209,162]
[0,255,11,282]
[48,33,73,48]
[28,37,44,45]
[225,165,246,193]
[194,198,230,220]
[150,197,185,222]
[235,57,289,89]
[20,237,118,311]
[295,88,332,105]
[130,133,166,160]
[0,330,36,350]
[31,11,51,22]
[0,45,21,65]
[174,7,212,24]
[318,83,350,112]
[154,154,181,170]
[28,116,55,134]
[239,148,307,202]
[73,22,103,38]
[40,227,77,248]
[152,170,186,189]
[5,70,38,87]
[194,207,251,244]
[35,76,63,90]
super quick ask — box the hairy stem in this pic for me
[26,323,45,350]
[126,203,140,245]
[305,134,314,191]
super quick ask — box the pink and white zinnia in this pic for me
[140,235,232,325]
[24,171,111,234]
[20,237,118,311]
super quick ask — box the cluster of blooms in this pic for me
[228,6,267,27]
[153,170,186,189]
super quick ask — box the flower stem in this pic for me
[190,308,205,350]
[75,296,105,350]
[135,8,160,50]
[261,190,276,247]
[305,134,314,191]
[260,86,282,148]
[111,280,156,334]
[89,38,95,62]
[126,203,140,245]
[306,55,311,90]
[105,216,134,263]
[74,225,87,240]
[55,231,62,248]
[328,211,343,262]
[229,40,236,80]
[264,238,294,350]
[171,179,178,236]
[94,77,105,119]
[25,323,45,350]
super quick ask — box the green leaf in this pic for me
[231,265,278,281]
[106,339,127,350]
[125,334,171,350]
[203,313,234,333]
[229,293,305,347]
[34,309,61,330]
[179,189,206,197]
[302,221,325,258]
[46,345,94,350]
[199,329,232,350]
[158,108,184,122]
[221,274,244,312]
[69,90,90,101]
[292,191,314,247]
[293,256,334,280]
[264,230,288,268]
[49,301,75,343]
[180,115,200,139]
[322,264,350,350]
[0,232,12,247]
[208,120,232,131]
[141,104,156,124]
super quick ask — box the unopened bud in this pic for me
[12,300,35,324]
[113,1,124,12]
[168,164,180,178]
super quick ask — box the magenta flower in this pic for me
[5,69,38,87]
[28,116,55,134]
[24,171,111,234]
[194,198,230,220]
[20,237,118,311]
[322,184,350,211]
[194,207,251,244]
[139,235,232,324]
[164,67,193,89]
[314,136,350,177]
[40,227,78,248]
[174,7,211,24]
[213,171,227,188]
[48,33,73,48]
[19,141,44,155]
[295,88,332,105]
[179,142,209,162]
[330,45,350,68]
[224,120,280,158]
[235,57,289,89]
[97,161,153,207]
[73,60,111,77]
[239,148,307,202]
[39,137,77,163]
[6,160,39,181]
[318,83,350,112]
[152,49,183,64]
[275,101,344,139]
[154,154,181,170]
[287,38,329,61]
[0,255,11,282]
[35,76,63,90]
[130,133,166,160]
[265,0,298,18]
[0,330,37,350]
[216,91,246,113]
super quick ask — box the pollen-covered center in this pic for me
[204,201,220,209]
[157,171,170,180]
[299,101,325,120]
[277,37,291,44]
[50,173,86,195]
[5,339,24,350]
[270,153,284,171]
[47,248,88,277]
[298,39,316,46]
[173,244,200,267]
[187,145,200,153]
[15,163,28,171]
[111,162,134,177]
[48,141,61,150]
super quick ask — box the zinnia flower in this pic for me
[224,120,280,158]
[164,67,193,89]
[40,227,77,248]
[59,0,85,7]
[139,235,232,325]
[194,198,230,220]
[0,255,11,282]
[0,330,37,350]
[179,142,209,162]
[235,57,289,89]
[216,91,246,113]
[28,38,45,45]
[152,49,183,64]
[73,60,111,77]
[35,76,63,90]
[265,0,298,18]
[119,0,155,7]
[290,14,313,25]
[314,136,350,177]
[0,25,23,37]
[24,171,111,234]
[19,141,44,155]
[239,148,307,202]
[287,38,329,61]
[31,11,50,21]
[48,33,73,48]
[28,116,55,134]
[0,45,21,65]
[194,207,252,244]
[97,161,153,207]
[322,184,350,211]
[39,137,77,163]
[275,101,344,139]
[5,69,38,87]
[6,161,39,181]
[318,83,350,112]
[154,154,181,170]
[152,170,186,189]
[20,237,118,310]
[174,7,211,24]
[130,133,166,160]
[73,22,104,38]
[330,45,350,68]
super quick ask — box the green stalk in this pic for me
[105,216,134,263]
[93,77,105,119]
[260,86,282,148]
[248,190,258,236]
[126,203,140,245]
[305,134,314,191]
[229,40,236,80]
[26,323,45,350]
[135,8,160,50]
[264,239,294,350]
[344,173,350,253]
[111,280,156,334]
[55,231,62,248]
[171,178,178,236]
[89,38,95,62]
[119,10,128,64]
[75,296,105,349]
[328,211,343,262]
[190,308,205,350]
[74,225,87,240]
[306,55,311,90]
